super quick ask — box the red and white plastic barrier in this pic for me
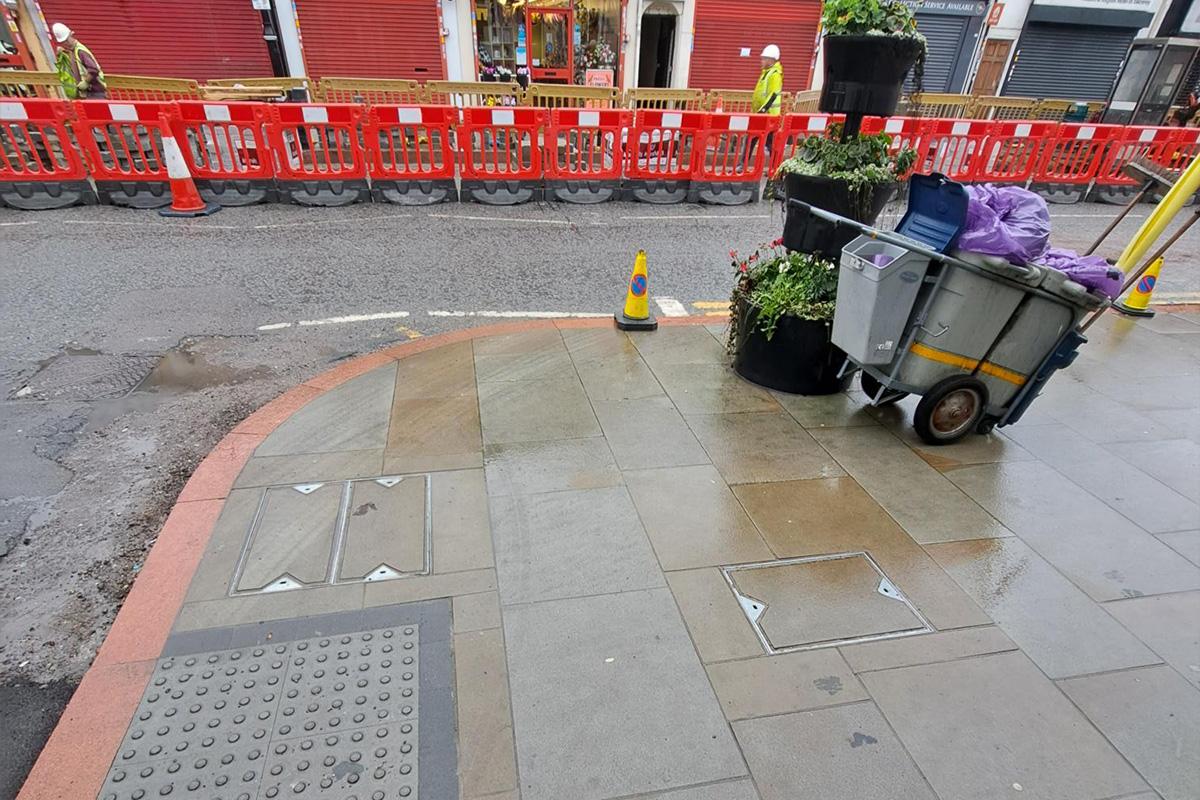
[690,112,779,204]
[973,120,1058,184]
[457,106,547,205]
[920,119,996,182]
[266,102,368,206]
[624,108,707,203]
[544,107,631,203]
[174,101,274,206]
[364,104,458,204]
[72,99,179,208]
[0,97,95,210]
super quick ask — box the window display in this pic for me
[474,0,620,85]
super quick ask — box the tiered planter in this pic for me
[734,32,921,396]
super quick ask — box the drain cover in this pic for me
[13,352,158,401]
[723,553,932,653]
[99,601,455,800]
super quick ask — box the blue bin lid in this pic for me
[894,173,968,254]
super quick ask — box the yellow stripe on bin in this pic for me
[909,342,1028,386]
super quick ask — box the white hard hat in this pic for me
[52,23,72,43]
[761,44,780,60]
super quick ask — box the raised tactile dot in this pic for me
[400,786,412,797]
[399,763,412,775]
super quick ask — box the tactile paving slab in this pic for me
[98,601,454,800]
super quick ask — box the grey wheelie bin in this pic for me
[789,173,1108,445]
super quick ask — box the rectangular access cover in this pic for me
[722,553,932,653]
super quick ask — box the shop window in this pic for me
[474,0,619,85]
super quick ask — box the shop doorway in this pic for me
[972,39,1012,96]
[527,6,573,83]
[638,12,676,87]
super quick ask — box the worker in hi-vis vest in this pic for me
[52,22,106,99]
[753,44,783,115]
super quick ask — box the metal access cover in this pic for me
[98,601,455,800]
[231,475,432,595]
[722,553,932,654]
[13,352,158,401]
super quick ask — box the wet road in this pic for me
[0,197,1197,794]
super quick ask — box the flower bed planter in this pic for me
[782,172,897,259]
[819,34,924,117]
[731,297,853,395]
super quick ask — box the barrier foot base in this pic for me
[159,202,222,218]
[1113,301,1155,318]
[615,312,658,332]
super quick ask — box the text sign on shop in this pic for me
[1183,0,1200,34]
[1031,0,1154,9]
[901,0,986,14]
[585,69,614,87]
[251,0,270,9]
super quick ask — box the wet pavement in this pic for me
[17,313,1200,800]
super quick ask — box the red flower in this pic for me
[749,253,758,262]
[729,249,738,259]
[739,263,748,273]
[771,237,784,247]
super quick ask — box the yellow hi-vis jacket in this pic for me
[753,61,783,115]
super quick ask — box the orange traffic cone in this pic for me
[158,113,220,218]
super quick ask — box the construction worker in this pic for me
[753,44,783,115]
[52,23,106,100]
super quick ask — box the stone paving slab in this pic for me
[20,314,1200,800]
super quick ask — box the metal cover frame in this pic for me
[720,552,934,655]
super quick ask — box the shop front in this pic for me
[474,0,623,85]
[902,0,987,93]
[1003,0,1159,99]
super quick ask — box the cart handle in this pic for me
[787,198,1041,280]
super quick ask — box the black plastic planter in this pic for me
[731,298,854,396]
[782,173,896,259]
[819,35,924,117]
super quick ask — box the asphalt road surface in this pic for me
[1,197,1197,796]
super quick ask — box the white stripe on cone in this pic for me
[161,135,191,181]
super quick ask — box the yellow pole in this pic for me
[1115,154,1200,271]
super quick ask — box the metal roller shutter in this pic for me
[689,0,820,91]
[908,14,970,93]
[1004,22,1135,100]
[36,0,272,80]
[295,0,444,80]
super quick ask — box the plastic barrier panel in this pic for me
[266,103,368,207]
[920,119,996,182]
[974,120,1059,184]
[690,112,778,205]
[544,107,630,204]
[1096,126,1178,186]
[1164,128,1200,173]
[623,109,707,203]
[174,101,274,206]
[72,99,177,208]
[364,104,458,205]
[0,98,95,209]
[458,106,547,205]
[769,113,844,178]
[860,116,930,178]
[1032,123,1124,203]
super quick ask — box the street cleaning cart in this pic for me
[788,173,1107,445]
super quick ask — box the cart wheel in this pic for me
[976,417,998,436]
[914,376,989,445]
[860,372,909,407]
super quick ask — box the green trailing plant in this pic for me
[727,241,839,349]
[821,0,924,40]
[776,125,916,218]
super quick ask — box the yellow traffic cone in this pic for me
[615,250,658,331]
[1114,257,1162,318]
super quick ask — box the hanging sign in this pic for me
[988,2,1005,24]
[585,69,614,87]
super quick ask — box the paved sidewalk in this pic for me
[18,312,1200,800]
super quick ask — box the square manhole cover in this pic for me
[722,553,932,653]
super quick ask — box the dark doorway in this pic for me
[638,13,676,88]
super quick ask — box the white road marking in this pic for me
[252,214,411,230]
[654,296,689,317]
[619,214,772,220]
[1050,213,1147,218]
[0,220,39,227]
[427,213,570,225]
[1152,291,1200,301]
[60,219,243,229]
[428,310,610,318]
[256,311,411,331]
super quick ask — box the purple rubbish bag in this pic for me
[1040,248,1124,299]
[957,184,1051,265]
